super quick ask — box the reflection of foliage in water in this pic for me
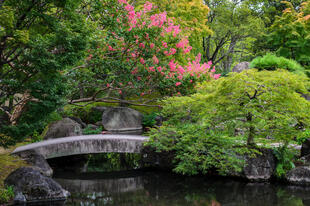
[66,190,220,206]
[58,172,309,206]
[65,190,150,206]
[87,153,141,172]
[276,189,303,206]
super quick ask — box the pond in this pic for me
[52,170,310,206]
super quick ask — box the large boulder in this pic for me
[44,118,82,140]
[4,167,70,204]
[17,150,53,177]
[232,62,250,73]
[229,148,276,181]
[102,107,143,134]
[286,166,310,185]
[68,116,86,128]
[243,148,276,181]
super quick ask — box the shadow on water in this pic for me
[43,154,310,206]
[49,170,310,206]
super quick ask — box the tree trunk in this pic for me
[246,112,255,146]
[119,92,129,107]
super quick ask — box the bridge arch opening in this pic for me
[47,153,143,174]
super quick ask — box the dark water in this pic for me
[53,170,310,206]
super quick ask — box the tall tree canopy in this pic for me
[67,0,219,108]
[0,0,88,139]
[202,0,265,73]
[265,0,310,70]
[134,0,212,55]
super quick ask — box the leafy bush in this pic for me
[250,53,305,75]
[147,124,256,175]
[82,126,102,135]
[265,1,310,70]
[142,112,158,128]
[273,146,297,178]
[147,69,310,176]
[0,186,14,204]
[30,130,43,143]
[296,129,310,145]
[0,134,15,148]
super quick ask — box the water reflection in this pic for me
[53,171,310,206]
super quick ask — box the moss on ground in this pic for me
[0,141,29,189]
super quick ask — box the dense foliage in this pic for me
[147,69,310,175]
[0,0,88,141]
[0,186,14,204]
[265,1,310,70]
[67,0,219,108]
[0,0,309,184]
[250,53,306,75]
[203,0,265,73]
[134,0,212,55]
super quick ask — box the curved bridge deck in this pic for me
[12,134,149,159]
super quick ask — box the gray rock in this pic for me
[301,138,310,157]
[301,154,310,166]
[5,167,70,203]
[230,148,276,181]
[95,121,102,126]
[286,166,310,185]
[17,150,53,177]
[86,124,99,130]
[14,192,26,203]
[232,62,250,73]
[44,118,82,140]
[244,148,276,181]
[102,107,143,134]
[68,116,86,128]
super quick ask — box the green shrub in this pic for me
[0,134,15,148]
[250,53,306,75]
[31,130,43,143]
[147,69,310,176]
[82,126,102,135]
[0,186,14,204]
[296,129,310,145]
[147,124,257,175]
[273,146,297,178]
[142,112,158,128]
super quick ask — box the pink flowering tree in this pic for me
[68,0,220,107]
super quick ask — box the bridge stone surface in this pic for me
[12,134,149,159]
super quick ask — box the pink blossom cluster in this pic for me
[149,12,168,28]
[100,0,220,95]
[176,38,192,54]
[165,19,181,37]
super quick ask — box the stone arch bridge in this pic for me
[12,135,149,159]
